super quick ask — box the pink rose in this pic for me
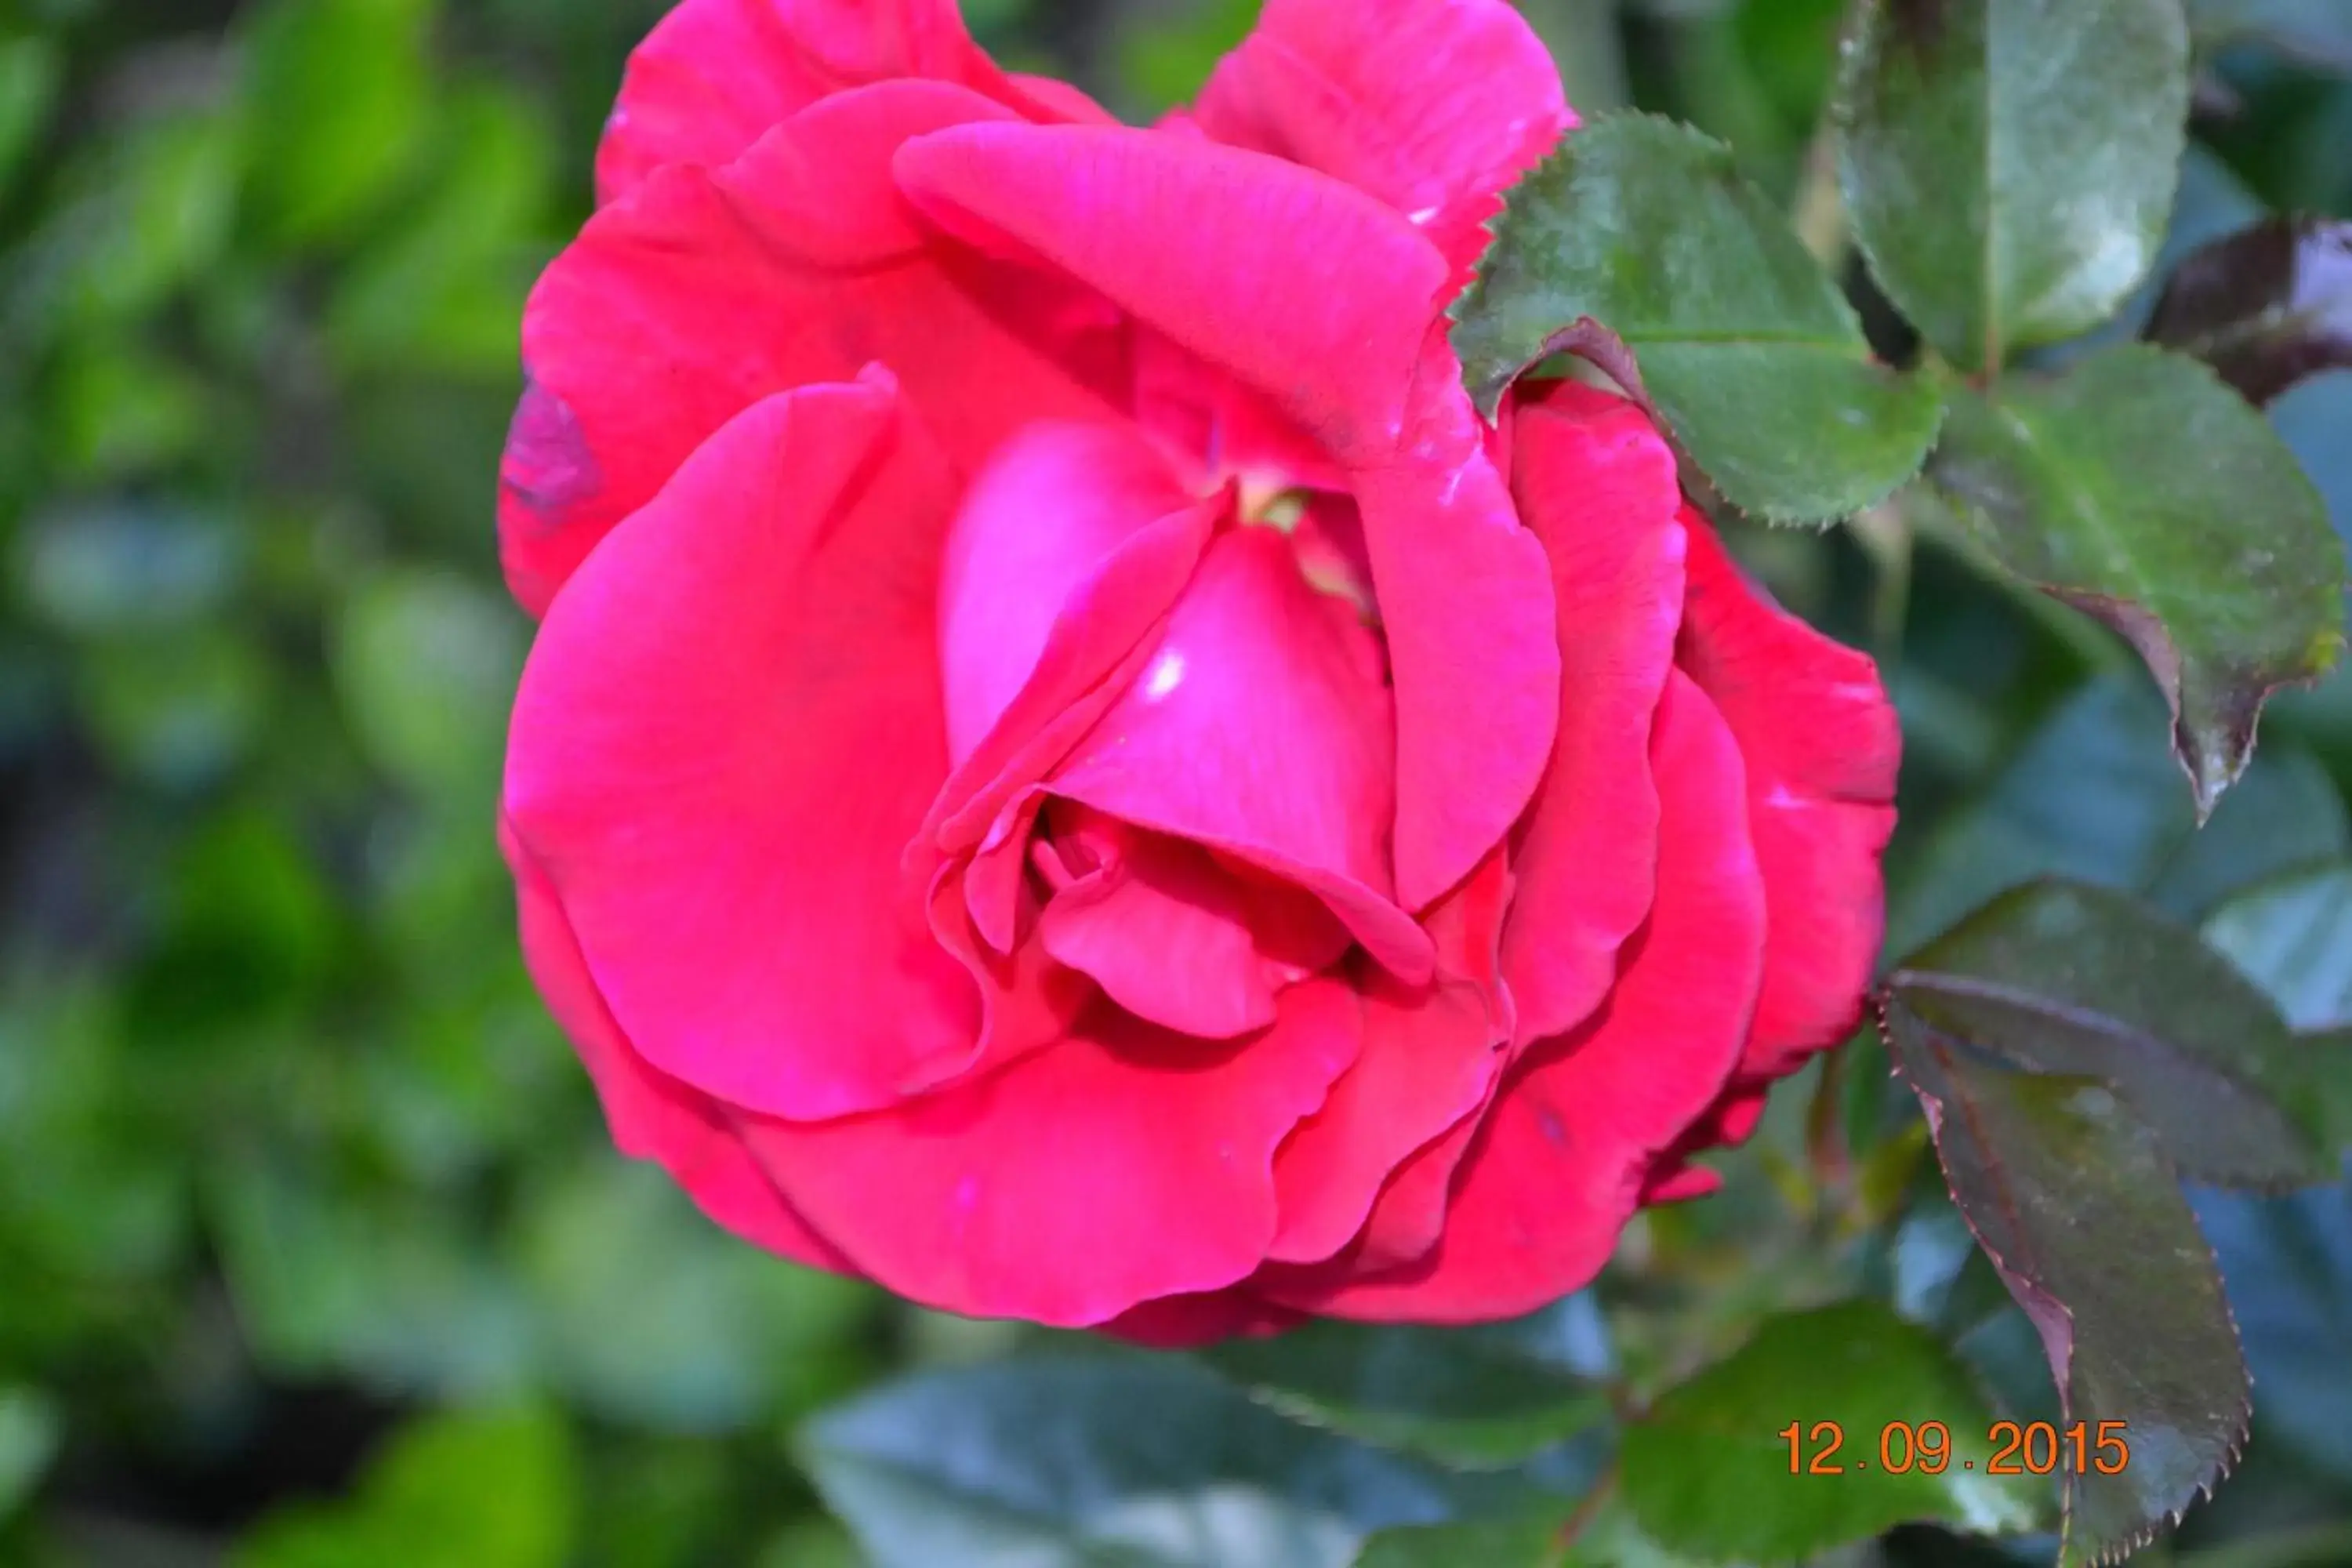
[499,0,1899,1341]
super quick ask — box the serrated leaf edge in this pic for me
[1875,996,2253,1566]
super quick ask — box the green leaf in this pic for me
[2191,0,2352,71]
[330,570,526,799]
[1617,1300,2045,1562]
[1200,1319,1607,1469]
[2203,865,2352,1150]
[1353,1512,1564,1568]
[2143,217,2352,408]
[800,1356,1537,1568]
[2204,863,2352,1033]
[0,38,60,205]
[235,1406,575,1568]
[0,1387,59,1523]
[1451,113,1944,522]
[1926,343,2347,815]
[1890,676,2350,953]
[1838,0,2192,371]
[518,1158,876,1432]
[1556,1496,1711,1568]
[325,82,555,378]
[1890,880,2336,1188]
[1879,1021,2249,1566]
[239,0,436,249]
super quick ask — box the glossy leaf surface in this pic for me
[1838,0,2191,370]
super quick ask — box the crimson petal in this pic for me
[502,815,851,1271]
[742,982,1362,1327]
[1194,0,1570,276]
[895,123,1561,906]
[1503,383,1688,1045]
[504,81,1123,615]
[593,0,1105,205]
[506,374,976,1121]
[1273,672,1765,1321]
[1677,515,1900,1084]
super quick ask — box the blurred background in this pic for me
[0,1,2347,1564]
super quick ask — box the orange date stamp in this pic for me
[1780,1421,2130,1476]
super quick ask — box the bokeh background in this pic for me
[1,1,2348,1563]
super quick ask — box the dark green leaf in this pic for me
[1927,344,2347,815]
[1879,1024,2249,1566]
[1451,113,1943,521]
[1617,1301,2045,1562]
[800,1357,1535,1568]
[1838,0,2191,371]
[1200,1320,1606,1469]
[1891,880,2334,1187]
[2144,218,2352,406]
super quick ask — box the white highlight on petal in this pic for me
[1407,205,1440,226]
[1142,649,1187,702]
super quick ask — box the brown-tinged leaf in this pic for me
[1892,880,2336,1189]
[1880,1013,2250,1566]
[2145,217,2352,407]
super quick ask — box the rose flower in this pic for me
[498,0,1899,1341]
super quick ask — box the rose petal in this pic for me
[742,982,1363,1326]
[1038,820,1348,1040]
[1676,514,1899,1083]
[938,420,1200,767]
[594,0,1105,205]
[501,815,851,1271]
[895,123,1560,906]
[1272,671,1765,1321]
[504,81,1123,616]
[1503,382,1688,1045]
[922,497,1219,858]
[1264,851,1513,1265]
[1049,527,1432,979]
[1195,0,1570,275]
[506,373,978,1121]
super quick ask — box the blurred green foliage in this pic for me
[0,1,2346,1564]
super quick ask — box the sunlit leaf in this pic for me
[234,1406,575,1568]
[241,0,436,249]
[1838,0,2191,370]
